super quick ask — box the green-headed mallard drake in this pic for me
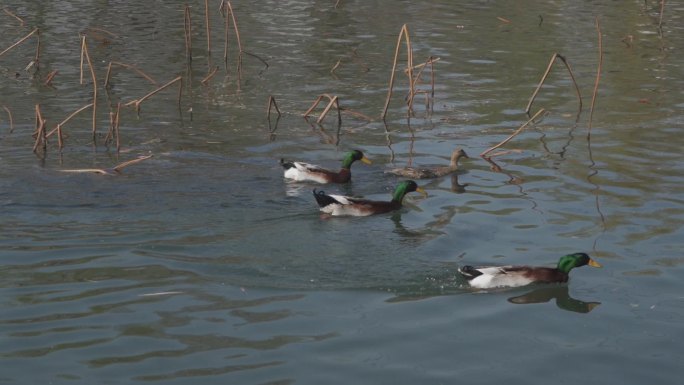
[313,180,427,216]
[281,150,371,184]
[458,252,602,289]
[386,148,468,179]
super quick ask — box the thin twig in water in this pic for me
[588,17,603,136]
[0,28,38,58]
[3,7,25,25]
[184,5,193,64]
[267,95,281,120]
[32,104,47,154]
[201,66,219,85]
[658,0,666,35]
[81,35,98,139]
[205,0,211,54]
[104,61,157,88]
[381,24,414,121]
[43,70,58,86]
[59,155,153,175]
[2,105,14,133]
[480,108,546,157]
[125,76,183,114]
[525,53,582,115]
[46,103,94,140]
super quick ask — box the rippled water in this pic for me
[1,1,683,384]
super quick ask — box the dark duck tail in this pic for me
[458,265,483,278]
[313,189,338,208]
[280,158,295,170]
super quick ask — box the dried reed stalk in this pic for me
[84,27,119,39]
[588,17,603,135]
[104,102,121,151]
[480,108,546,157]
[43,69,58,86]
[201,65,219,85]
[81,35,98,138]
[410,55,439,111]
[125,76,183,113]
[221,1,243,75]
[525,53,582,115]
[3,7,25,25]
[184,5,193,63]
[46,103,94,141]
[658,0,666,34]
[32,104,47,154]
[59,155,153,175]
[304,94,341,124]
[104,61,158,88]
[204,0,211,54]
[0,27,38,58]
[2,105,14,133]
[267,95,281,120]
[381,24,414,121]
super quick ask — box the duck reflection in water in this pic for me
[507,285,600,313]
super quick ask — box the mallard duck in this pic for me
[280,150,371,184]
[313,180,427,216]
[386,148,468,179]
[458,252,602,289]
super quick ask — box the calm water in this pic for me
[1,1,683,384]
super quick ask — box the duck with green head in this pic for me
[281,150,371,184]
[458,252,602,289]
[313,180,427,216]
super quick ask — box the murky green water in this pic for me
[2,1,683,384]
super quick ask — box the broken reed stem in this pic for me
[201,65,219,85]
[204,0,211,54]
[222,0,243,76]
[658,0,666,34]
[381,24,414,121]
[46,102,94,139]
[184,5,192,64]
[44,70,58,86]
[222,0,229,70]
[410,55,438,110]
[104,61,158,88]
[125,76,183,113]
[588,17,603,135]
[81,35,98,138]
[3,7,25,25]
[2,105,14,133]
[525,53,582,115]
[32,104,47,154]
[480,108,546,157]
[317,96,341,124]
[115,102,121,151]
[0,27,38,59]
[267,95,281,120]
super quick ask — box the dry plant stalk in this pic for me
[3,7,25,25]
[105,102,122,151]
[220,1,243,75]
[658,0,666,34]
[267,95,281,120]
[201,65,219,85]
[480,108,546,158]
[44,69,58,86]
[104,61,158,88]
[304,94,341,124]
[59,155,153,175]
[81,35,98,138]
[410,56,439,111]
[525,53,582,115]
[125,76,183,113]
[184,5,193,63]
[381,24,414,121]
[32,104,47,154]
[588,17,603,135]
[2,105,14,133]
[45,103,94,150]
[204,0,211,54]
[0,27,38,58]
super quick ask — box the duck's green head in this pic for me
[557,253,602,273]
[392,180,428,202]
[341,150,372,169]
